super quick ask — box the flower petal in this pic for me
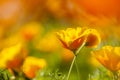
[86,29,101,47]
[69,36,86,50]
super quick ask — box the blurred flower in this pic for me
[92,46,120,72]
[19,22,43,41]
[56,27,101,51]
[0,35,23,49]
[35,32,59,52]
[22,56,47,79]
[0,42,27,69]
[89,56,101,68]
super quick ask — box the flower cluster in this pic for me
[0,42,47,79]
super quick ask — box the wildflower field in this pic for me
[0,0,120,80]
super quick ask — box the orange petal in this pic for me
[69,36,86,50]
[86,33,100,47]
[59,39,69,49]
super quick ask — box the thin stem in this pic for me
[88,74,92,80]
[75,60,80,80]
[66,55,76,80]
[66,41,86,80]
[75,41,86,55]
[112,72,119,80]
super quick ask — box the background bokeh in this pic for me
[0,0,120,80]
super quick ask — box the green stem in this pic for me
[66,41,86,80]
[75,60,80,80]
[66,55,76,80]
[75,41,86,55]
[112,72,119,80]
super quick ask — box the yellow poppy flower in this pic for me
[92,46,120,72]
[0,42,27,69]
[56,27,100,51]
[22,57,47,79]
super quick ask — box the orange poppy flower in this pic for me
[92,46,120,72]
[56,27,101,51]
[22,57,47,79]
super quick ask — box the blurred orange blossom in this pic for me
[0,42,27,69]
[22,56,47,79]
[18,22,43,41]
[92,46,120,72]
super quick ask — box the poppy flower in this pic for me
[92,46,120,72]
[22,57,47,78]
[56,27,101,51]
[0,42,27,69]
